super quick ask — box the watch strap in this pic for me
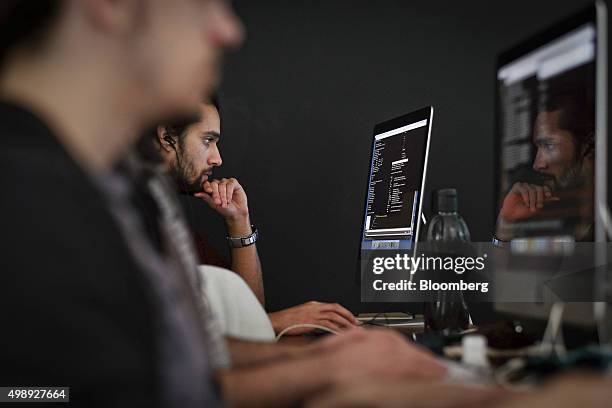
[227,225,258,248]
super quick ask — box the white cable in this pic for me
[495,304,566,391]
[539,303,566,356]
[275,324,340,341]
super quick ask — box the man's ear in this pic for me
[80,0,141,33]
[581,132,595,160]
[157,126,175,152]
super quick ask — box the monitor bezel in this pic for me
[497,6,597,69]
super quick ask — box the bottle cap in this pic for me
[436,188,458,213]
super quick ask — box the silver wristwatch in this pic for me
[226,225,258,248]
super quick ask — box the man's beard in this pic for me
[540,162,590,191]
[171,151,205,194]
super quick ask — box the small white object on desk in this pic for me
[462,335,490,368]
[443,335,493,385]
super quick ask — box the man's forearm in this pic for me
[227,337,312,367]
[218,352,333,408]
[227,216,265,305]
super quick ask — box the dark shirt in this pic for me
[0,103,219,408]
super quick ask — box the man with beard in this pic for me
[154,98,361,335]
[128,102,451,408]
[496,93,595,242]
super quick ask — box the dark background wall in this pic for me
[181,0,598,313]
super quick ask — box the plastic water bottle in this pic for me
[423,189,471,334]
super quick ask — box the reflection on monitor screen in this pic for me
[496,23,596,243]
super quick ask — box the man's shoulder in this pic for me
[0,144,106,233]
[0,101,88,188]
[0,106,160,403]
[0,133,140,289]
[1,136,85,183]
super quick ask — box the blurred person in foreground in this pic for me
[0,0,242,406]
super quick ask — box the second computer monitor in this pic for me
[495,5,604,245]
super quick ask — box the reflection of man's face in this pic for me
[173,103,222,193]
[532,110,580,190]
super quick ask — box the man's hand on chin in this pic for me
[194,177,252,234]
[499,182,559,222]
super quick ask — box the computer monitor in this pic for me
[360,107,434,253]
[493,2,608,324]
[495,5,605,244]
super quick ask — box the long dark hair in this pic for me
[136,95,221,164]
